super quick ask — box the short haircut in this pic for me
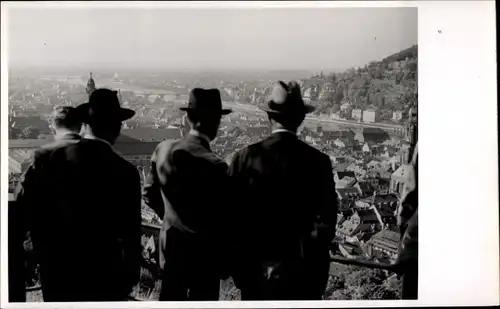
[52,106,82,130]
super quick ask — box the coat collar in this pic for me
[54,131,81,141]
[271,128,297,136]
[186,131,211,150]
[270,130,298,141]
[83,133,112,148]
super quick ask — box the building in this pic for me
[336,187,361,201]
[338,242,365,260]
[336,208,380,242]
[367,229,401,262]
[333,138,346,148]
[86,72,96,97]
[392,110,403,122]
[370,204,397,228]
[334,171,357,188]
[318,82,334,101]
[9,149,32,175]
[352,209,380,227]
[377,178,390,194]
[352,109,363,121]
[340,102,352,112]
[363,109,380,123]
[390,164,407,195]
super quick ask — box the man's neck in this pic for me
[189,129,211,144]
[83,132,112,147]
[54,129,79,139]
[272,126,297,135]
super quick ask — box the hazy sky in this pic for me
[7,7,417,71]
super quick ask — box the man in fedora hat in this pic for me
[15,88,142,301]
[228,81,338,300]
[143,88,232,300]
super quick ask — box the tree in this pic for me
[325,266,400,300]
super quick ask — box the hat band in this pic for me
[268,101,307,113]
[185,104,224,113]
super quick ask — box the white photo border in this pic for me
[1,1,498,308]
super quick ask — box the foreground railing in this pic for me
[8,200,416,301]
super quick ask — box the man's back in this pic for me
[229,131,337,260]
[16,138,142,301]
[143,133,230,301]
[228,131,337,300]
[144,134,229,235]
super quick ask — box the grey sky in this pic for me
[7,7,417,71]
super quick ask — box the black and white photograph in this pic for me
[1,1,498,307]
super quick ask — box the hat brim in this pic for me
[76,103,136,122]
[259,104,316,114]
[180,107,232,115]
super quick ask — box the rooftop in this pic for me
[354,209,379,222]
[336,171,356,180]
[336,187,360,199]
[372,229,401,244]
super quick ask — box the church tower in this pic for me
[86,72,96,98]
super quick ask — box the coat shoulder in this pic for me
[155,139,180,160]
[116,154,139,178]
[298,139,331,164]
[235,138,266,159]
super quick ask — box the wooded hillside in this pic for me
[309,45,418,122]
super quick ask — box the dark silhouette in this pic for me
[228,81,338,300]
[143,88,232,301]
[8,198,26,302]
[15,89,141,301]
[396,142,418,299]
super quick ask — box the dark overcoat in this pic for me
[228,131,338,300]
[142,134,230,300]
[15,138,142,302]
[9,133,81,302]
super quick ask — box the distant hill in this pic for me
[304,45,418,122]
[382,45,418,64]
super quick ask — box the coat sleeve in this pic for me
[395,209,418,276]
[314,155,338,244]
[142,144,165,219]
[123,167,143,290]
[227,150,249,238]
[227,150,248,209]
[14,150,47,234]
[397,146,418,232]
[227,150,246,190]
[12,150,48,301]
